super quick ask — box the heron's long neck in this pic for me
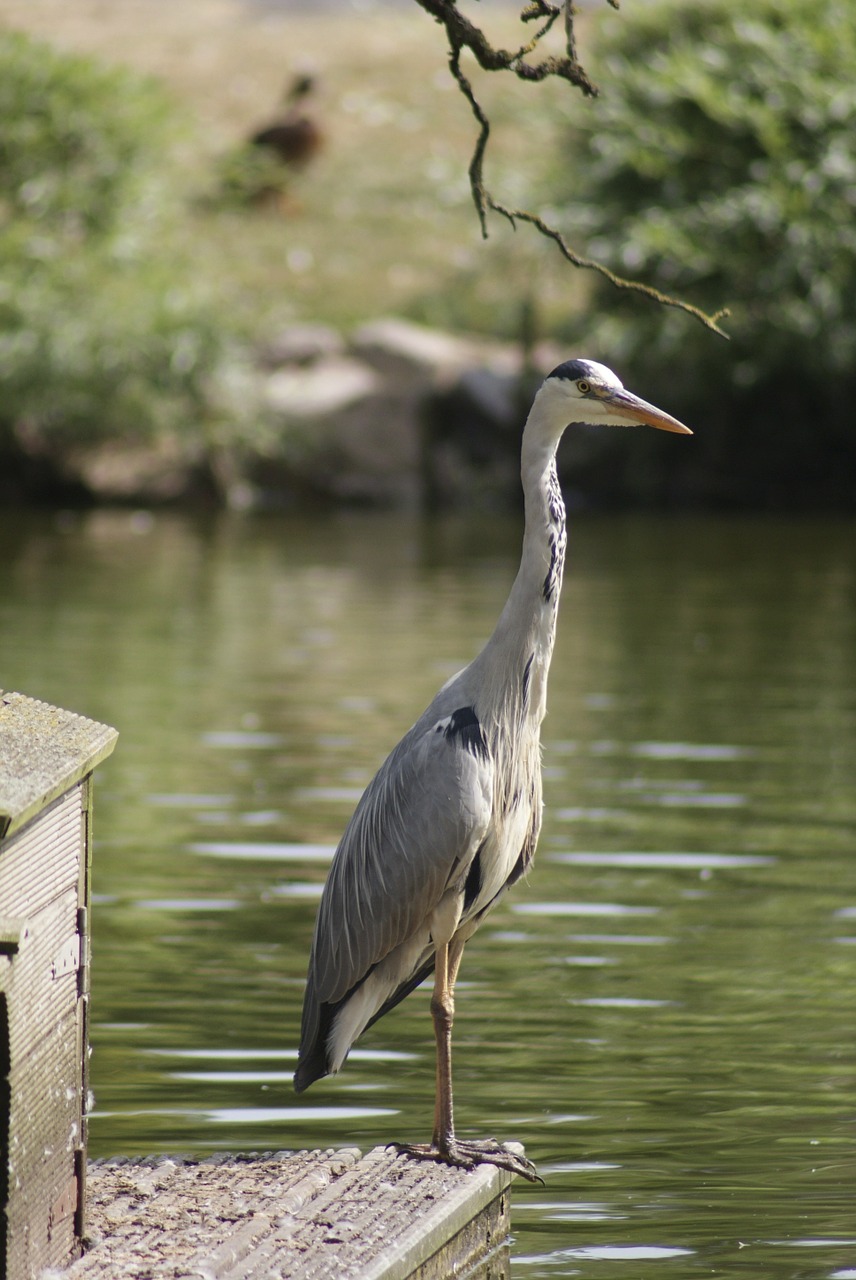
[474,406,567,728]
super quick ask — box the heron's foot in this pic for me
[392,1137,542,1183]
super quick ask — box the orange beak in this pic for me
[607,389,693,435]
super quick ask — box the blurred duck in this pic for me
[250,72,324,169]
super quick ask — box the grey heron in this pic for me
[295,359,691,1181]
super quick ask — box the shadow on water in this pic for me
[1,508,855,1278]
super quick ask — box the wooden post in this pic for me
[0,692,118,1280]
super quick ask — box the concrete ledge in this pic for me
[55,1145,518,1279]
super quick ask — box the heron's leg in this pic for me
[394,935,540,1182]
[431,937,465,1150]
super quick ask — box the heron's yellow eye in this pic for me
[577,379,591,394]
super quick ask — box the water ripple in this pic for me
[144,1047,417,1064]
[630,742,756,761]
[206,1106,397,1124]
[513,902,659,917]
[568,933,671,946]
[200,731,285,748]
[135,897,240,911]
[572,997,674,1009]
[515,1243,694,1265]
[551,851,775,869]
[147,793,234,808]
[292,786,366,804]
[91,1105,398,1123]
[189,841,335,861]
[268,882,325,899]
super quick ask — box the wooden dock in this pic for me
[0,691,119,1278]
[57,1145,518,1279]
[1,692,521,1280]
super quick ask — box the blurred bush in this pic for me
[0,31,243,488]
[212,144,293,210]
[556,0,856,506]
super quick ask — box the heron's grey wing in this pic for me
[312,709,493,1004]
[296,706,493,1086]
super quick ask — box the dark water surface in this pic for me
[1,509,855,1278]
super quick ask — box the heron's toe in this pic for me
[391,1137,541,1183]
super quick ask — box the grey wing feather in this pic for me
[308,714,493,1009]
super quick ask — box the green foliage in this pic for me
[557,0,856,504]
[212,144,292,210]
[0,31,239,458]
[0,30,175,237]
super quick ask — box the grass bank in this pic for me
[1,0,588,340]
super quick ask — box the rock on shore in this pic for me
[62,318,564,509]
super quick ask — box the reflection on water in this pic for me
[189,841,336,860]
[1,509,855,1278]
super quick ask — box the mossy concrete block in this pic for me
[0,691,118,839]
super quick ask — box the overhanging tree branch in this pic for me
[414,0,598,92]
[413,0,730,337]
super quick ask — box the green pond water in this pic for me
[1,508,855,1278]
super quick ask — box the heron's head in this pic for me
[537,358,691,437]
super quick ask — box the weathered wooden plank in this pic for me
[0,786,82,917]
[335,1146,513,1280]
[4,1001,84,1275]
[0,888,81,1064]
[280,1144,514,1280]
[6,1143,80,1279]
[0,692,117,839]
[7,1002,82,1183]
[59,1147,518,1279]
